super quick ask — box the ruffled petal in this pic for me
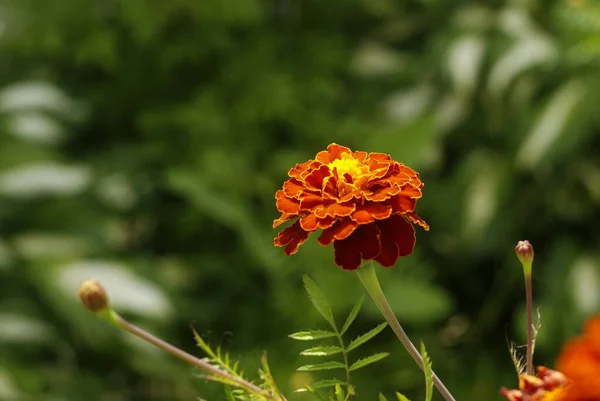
[351,203,392,224]
[274,221,310,255]
[283,179,308,198]
[314,202,355,218]
[404,211,429,230]
[275,195,300,214]
[288,160,313,179]
[304,164,331,190]
[317,218,359,245]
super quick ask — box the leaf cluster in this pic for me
[290,275,390,400]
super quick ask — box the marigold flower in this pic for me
[273,143,429,270]
[500,367,568,401]
[554,314,600,401]
[501,315,600,401]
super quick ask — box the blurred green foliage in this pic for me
[1,0,599,400]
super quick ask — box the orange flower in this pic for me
[273,143,429,270]
[500,315,600,401]
[554,315,600,401]
[500,367,568,401]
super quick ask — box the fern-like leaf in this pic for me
[303,275,337,330]
[340,295,364,335]
[348,352,389,371]
[346,322,387,352]
[297,361,347,371]
[420,342,434,401]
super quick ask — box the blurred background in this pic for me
[1,0,599,400]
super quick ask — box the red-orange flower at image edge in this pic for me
[554,314,600,401]
[273,143,429,270]
[500,314,600,401]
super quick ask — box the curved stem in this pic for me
[356,261,456,401]
[106,312,283,401]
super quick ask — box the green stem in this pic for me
[356,261,456,401]
[524,273,534,376]
[101,311,284,401]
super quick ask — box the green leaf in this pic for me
[421,342,434,401]
[289,330,337,340]
[297,361,347,371]
[306,379,346,390]
[379,394,389,401]
[396,392,411,401]
[303,275,336,329]
[348,352,390,371]
[300,346,343,356]
[340,295,364,335]
[346,322,388,352]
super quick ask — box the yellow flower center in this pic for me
[541,388,565,401]
[328,153,369,181]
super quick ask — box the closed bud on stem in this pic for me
[79,280,110,313]
[515,240,534,276]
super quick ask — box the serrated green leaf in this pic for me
[300,346,343,356]
[303,275,336,329]
[348,352,389,371]
[420,342,434,401]
[379,393,388,401]
[341,294,364,335]
[297,361,346,371]
[289,330,337,340]
[396,392,410,401]
[346,322,388,352]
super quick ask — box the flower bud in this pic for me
[515,240,534,275]
[79,280,110,313]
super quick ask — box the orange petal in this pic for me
[314,202,356,218]
[273,214,294,228]
[299,194,330,212]
[333,223,381,270]
[368,152,391,161]
[317,218,359,245]
[374,214,415,267]
[364,185,401,201]
[274,221,310,255]
[300,214,319,231]
[276,195,300,214]
[288,160,313,179]
[351,202,392,224]
[283,179,307,198]
[353,151,368,162]
[389,192,417,214]
[304,164,331,190]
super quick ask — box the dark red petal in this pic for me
[274,221,310,255]
[374,214,415,267]
[333,224,381,270]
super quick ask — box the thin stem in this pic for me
[112,314,284,401]
[524,273,533,376]
[335,331,352,396]
[356,261,456,401]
